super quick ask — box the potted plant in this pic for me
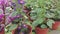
[51,11,60,30]
[45,7,60,30]
[11,16,32,34]
[12,24,32,34]
[0,0,12,34]
[32,17,54,34]
[45,0,60,30]
[5,0,32,34]
[31,5,54,34]
[5,13,32,34]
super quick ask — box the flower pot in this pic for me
[0,29,4,34]
[12,25,32,34]
[35,27,49,34]
[26,25,32,34]
[52,21,60,30]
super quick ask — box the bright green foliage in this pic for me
[47,19,54,28]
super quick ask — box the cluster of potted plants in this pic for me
[0,0,60,34]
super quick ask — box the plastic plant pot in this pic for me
[12,25,32,34]
[35,27,49,34]
[52,21,60,30]
[0,29,4,34]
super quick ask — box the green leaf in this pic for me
[47,19,54,28]
[9,11,18,17]
[32,18,45,27]
[41,24,47,29]
[30,10,37,20]
[45,12,55,18]
[32,32,36,34]
[5,7,12,13]
[9,24,17,31]
[6,23,12,28]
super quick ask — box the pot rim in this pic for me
[49,18,60,21]
[12,24,32,34]
[36,27,49,29]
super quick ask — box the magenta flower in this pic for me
[18,26,21,29]
[18,0,25,4]
[22,24,28,28]
[0,0,12,5]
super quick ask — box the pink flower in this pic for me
[18,0,25,4]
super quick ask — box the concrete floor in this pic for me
[48,30,60,34]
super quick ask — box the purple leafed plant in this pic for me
[0,14,4,22]
[0,0,12,11]
[0,0,12,32]
[0,0,32,34]
[14,24,30,34]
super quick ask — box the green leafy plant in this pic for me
[45,0,60,20]
[31,1,54,29]
[32,18,54,29]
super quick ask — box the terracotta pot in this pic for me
[12,25,32,34]
[35,27,49,34]
[12,30,15,34]
[26,25,32,34]
[52,21,60,30]
[0,29,4,34]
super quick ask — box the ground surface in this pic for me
[48,30,60,34]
